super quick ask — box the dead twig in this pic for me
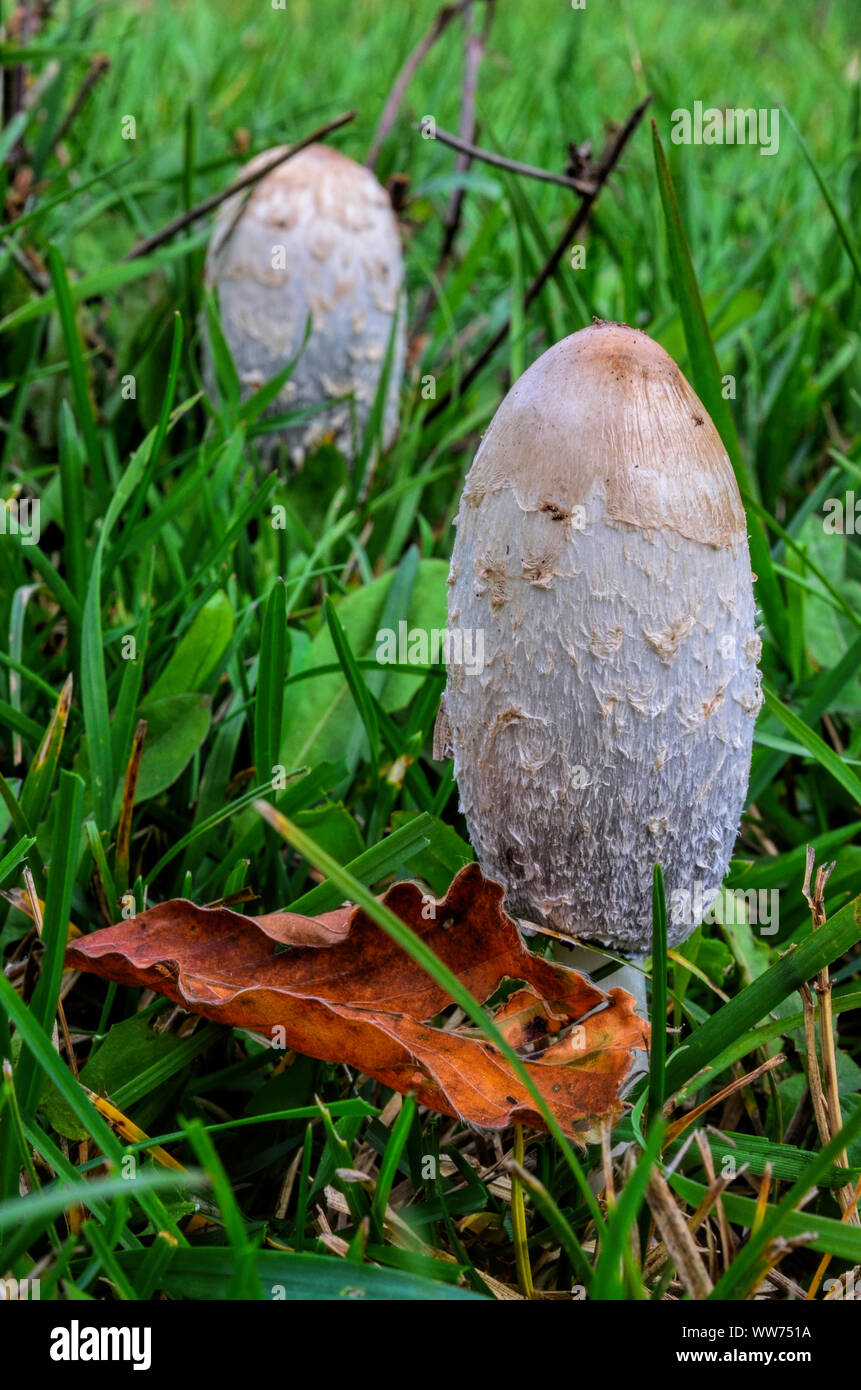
[799,978,831,1150]
[123,109,356,262]
[365,0,477,171]
[51,53,110,152]
[695,1130,735,1273]
[428,125,596,195]
[806,1176,861,1298]
[436,0,493,262]
[645,1166,713,1299]
[425,91,652,421]
[800,846,858,1221]
[412,0,492,334]
[644,1160,735,1281]
[5,239,49,292]
[663,1052,786,1144]
[1,1,57,145]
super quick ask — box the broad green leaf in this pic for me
[42,1014,220,1140]
[135,694,212,801]
[76,694,212,809]
[391,809,473,894]
[147,592,234,702]
[279,559,447,773]
[292,803,364,864]
[287,811,446,914]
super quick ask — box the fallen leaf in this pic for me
[65,864,647,1141]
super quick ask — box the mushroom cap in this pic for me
[462,320,746,548]
[441,321,762,954]
[203,144,405,466]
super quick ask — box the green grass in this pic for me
[1,0,860,1302]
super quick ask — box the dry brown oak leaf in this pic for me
[66,863,648,1142]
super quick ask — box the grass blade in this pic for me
[782,105,861,289]
[254,578,287,787]
[761,684,861,806]
[709,1102,861,1297]
[81,434,151,830]
[324,593,381,770]
[665,891,861,1094]
[647,864,668,1128]
[17,770,84,1115]
[650,121,789,658]
[371,1094,416,1239]
[46,243,107,509]
[19,675,73,827]
[593,1120,665,1299]
[0,972,187,1247]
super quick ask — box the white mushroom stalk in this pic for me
[204,143,405,467]
[438,320,762,1020]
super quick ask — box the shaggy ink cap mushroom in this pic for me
[204,144,406,467]
[440,321,762,955]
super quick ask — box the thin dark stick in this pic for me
[2,1,58,138]
[6,241,49,293]
[430,126,595,195]
[426,92,653,421]
[52,53,111,151]
[438,2,489,261]
[365,0,475,171]
[123,109,356,262]
[412,1,491,335]
[523,92,653,312]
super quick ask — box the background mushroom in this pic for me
[438,320,762,999]
[203,143,406,467]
